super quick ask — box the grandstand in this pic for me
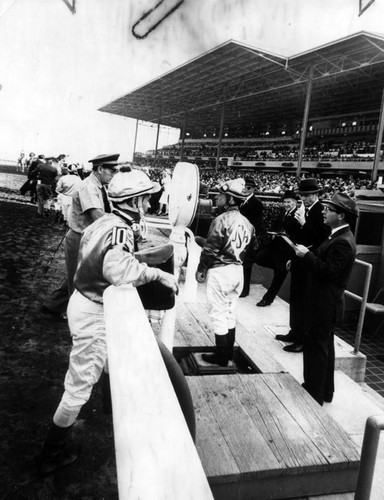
[100,31,384,180]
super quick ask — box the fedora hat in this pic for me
[282,190,298,201]
[297,178,320,194]
[322,192,358,217]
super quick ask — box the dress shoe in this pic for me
[239,291,249,298]
[275,331,297,342]
[256,299,272,307]
[283,342,304,353]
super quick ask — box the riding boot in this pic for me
[101,372,112,415]
[202,334,229,367]
[39,423,80,475]
[227,328,236,361]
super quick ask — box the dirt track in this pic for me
[0,171,118,499]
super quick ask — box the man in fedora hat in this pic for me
[196,178,255,367]
[254,190,301,306]
[238,176,264,297]
[276,178,330,352]
[293,192,358,405]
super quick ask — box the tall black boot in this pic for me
[202,334,230,367]
[101,372,112,415]
[39,423,80,475]
[227,328,236,361]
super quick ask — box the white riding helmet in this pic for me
[108,170,161,203]
[219,178,248,200]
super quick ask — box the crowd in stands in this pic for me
[139,139,383,162]
[146,166,377,200]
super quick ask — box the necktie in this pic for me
[101,186,111,213]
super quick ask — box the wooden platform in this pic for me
[174,300,361,500]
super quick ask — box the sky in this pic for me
[1,0,384,165]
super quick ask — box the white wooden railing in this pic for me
[104,285,213,500]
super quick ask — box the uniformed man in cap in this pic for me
[41,154,120,319]
[294,192,358,405]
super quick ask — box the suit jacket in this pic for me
[273,206,301,243]
[240,193,263,231]
[298,200,330,249]
[303,226,356,331]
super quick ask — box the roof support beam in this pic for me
[154,116,161,166]
[372,86,384,181]
[216,102,226,173]
[297,66,314,178]
[132,119,139,163]
[179,111,187,160]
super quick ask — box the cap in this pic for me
[297,178,320,194]
[282,190,298,200]
[88,153,120,168]
[219,178,248,200]
[322,192,358,217]
[108,170,161,203]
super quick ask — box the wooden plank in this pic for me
[174,302,213,347]
[187,377,241,483]
[196,375,284,475]
[235,321,286,374]
[236,374,326,474]
[184,302,215,341]
[262,374,360,465]
[103,285,213,500]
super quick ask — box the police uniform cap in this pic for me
[108,170,161,203]
[219,178,248,200]
[88,153,120,169]
[322,192,358,217]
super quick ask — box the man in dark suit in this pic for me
[239,176,264,297]
[294,192,358,405]
[276,178,330,352]
[254,190,301,306]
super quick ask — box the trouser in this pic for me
[206,265,243,336]
[255,239,291,303]
[36,184,52,215]
[288,259,310,343]
[241,264,252,295]
[45,229,81,313]
[54,291,107,427]
[303,327,335,406]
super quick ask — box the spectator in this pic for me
[276,178,330,353]
[254,190,301,306]
[293,192,358,405]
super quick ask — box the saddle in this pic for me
[135,244,175,310]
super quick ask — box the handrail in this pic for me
[103,285,213,500]
[354,414,384,500]
[344,258,372,354]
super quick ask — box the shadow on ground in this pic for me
[0,199,117,499]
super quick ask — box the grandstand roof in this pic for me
[99,31,384,133]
